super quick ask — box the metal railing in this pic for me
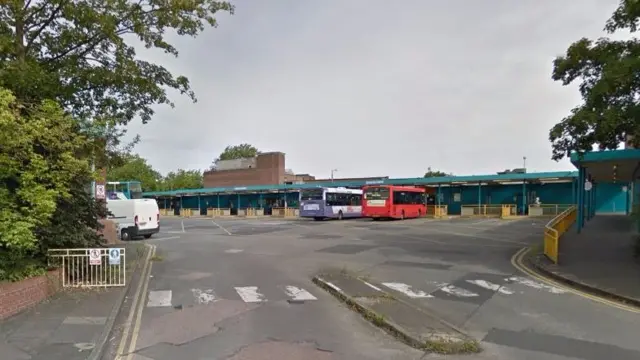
[461,204,517,217]
[543,206,577,264]
[529,204,574,217]
[271,207,298,217]
[425,205,448,218]
[48,248,126,288]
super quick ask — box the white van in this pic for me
[107,198,160,241]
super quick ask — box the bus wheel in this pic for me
[338,211,343,220]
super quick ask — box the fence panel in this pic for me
[48,248,126,288]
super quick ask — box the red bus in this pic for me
[362,185,426,220]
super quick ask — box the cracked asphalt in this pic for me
[108,216,640,360]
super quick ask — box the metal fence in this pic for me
[543,206,577,264]
[48,248,126,288]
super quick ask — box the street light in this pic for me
[331,169,338,182]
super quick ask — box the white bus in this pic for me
[299,187,363,220]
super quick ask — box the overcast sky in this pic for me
[126,0,621,179]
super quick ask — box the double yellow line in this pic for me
[115,244,157,360]
[511,247,640,314]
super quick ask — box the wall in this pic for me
[203,152,285,188]
[0,270,61,320]
[595,182,629,214]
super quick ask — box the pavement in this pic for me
[0,243,150,360]
[529,215,640,306]
[98,215,640,360]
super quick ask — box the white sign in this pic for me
[622,186,628,192]
[95,184,106,199]
[584,181,593,191]
[89,249,101,266]
[108,248,121,265]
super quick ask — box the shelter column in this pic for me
[522,180,527,215]
[577,167,585,233]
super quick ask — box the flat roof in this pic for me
[570,148,640,165]
[143,171,577,197]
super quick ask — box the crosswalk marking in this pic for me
[382,282,433,298]
[284,286,317,301]
[506,276,566,294]
[466,280,514,295]
[234,286,266,303]
[438,284,479,297]
[191,288,216,304]
[147,290,172,307]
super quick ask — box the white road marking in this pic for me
[147,290,173,307]
[506,276,567,294]
[284,286,317,301]
[362,281,382,292]
[150,236,181,242]
[466,280,514,295]
[181,221,185,233]
[318,278,343,293]
[382,282,433,298]
[224,249,244,253]
[439,285,479,297]
[234,286,266,303]
[191,288,217,304]
[212,220,232,235]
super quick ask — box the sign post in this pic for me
[89,249,102,266]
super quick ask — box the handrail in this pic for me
[543,205,577,264]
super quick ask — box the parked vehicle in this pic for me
[107,197,160,240]
[299,187,363,220]
[362,185,425,220]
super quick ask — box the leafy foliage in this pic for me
[0,88,99,281]
[424,167,451,178]
[0,0,234,125]
[108,154,163,192]
[211,143,259,169]
[549,0,640,160]
[162,169,203,190]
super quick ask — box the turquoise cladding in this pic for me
[155,181,628,215]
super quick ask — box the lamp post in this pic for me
[331,169,338,182]
[522,156,527,215]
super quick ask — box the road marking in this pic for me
[181,220,185,233]
[234,286,265,303]
[505,276,566,294]
[439,284,479,297]
[382,282,433,298]
[284,286,317,301]
[466,280,514,295]
[362,281,382,292]
[225,249,244,253]
[147,290,173,307]
[191,288,217,304]
[318,278,343,293]
[511,247,640,314]
[150,236,181,242]
[63,316,107,325]
[114,244,154,360]
[126,246,157,360]
[212,220,232,235]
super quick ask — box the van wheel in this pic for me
[338,211,343,220]
[121,229,131,241]
[144,234,152,239]
[400,211,405,220]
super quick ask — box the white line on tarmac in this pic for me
[212,220,232,235]
[234,286,265,303]
[149,236,181,242]
[439,285,479,297]
[284,286,317,301]
[466,279,514,295]
[147,290,173,307]
[181,220,185,233]
[382,282,433,298]
[362,281,382,292]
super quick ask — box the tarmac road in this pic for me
[104,216,640,360]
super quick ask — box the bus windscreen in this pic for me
[300,189,323,200]
[364,187,389,200]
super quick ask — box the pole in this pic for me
[522,156,527,215]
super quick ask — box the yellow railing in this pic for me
[529,204,574,217]
[271,207,298,217]
[543,206,577,264]
[461,204,516,217]
[206,208,231,217]
[425,205,448,218]
[180,208,199,217]
[159,209,172,216]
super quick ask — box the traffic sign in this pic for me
[89,249,101,265]
[96,184,106,199]
[108,248,121,265]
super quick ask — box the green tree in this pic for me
[0,0,234,125]
[0,88,97,281]
[162,169,203,190]
[549,0,640,160]
[211,143,259,169]
[108,154,163,192]
[424,167,451,178]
